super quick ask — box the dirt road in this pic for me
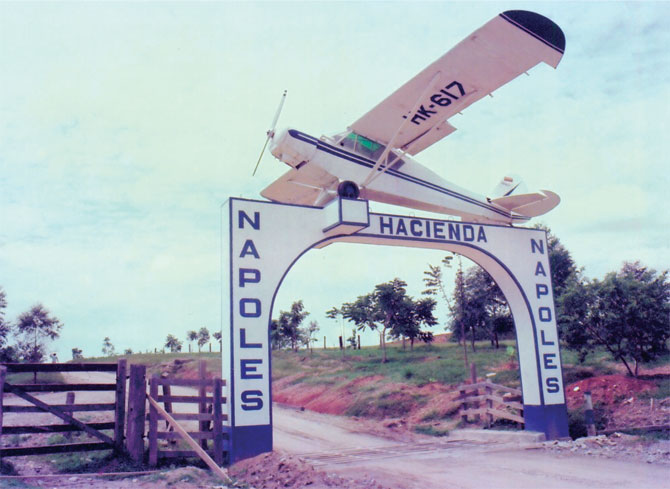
[273,404,668,489]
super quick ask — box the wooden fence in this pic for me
[148,374,227,466]
[457,380,524,427]
[0,361,126,457]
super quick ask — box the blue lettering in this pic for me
[543,353,558,369]
[240,239,260,259]
[380,216,393,234]
[239,268,261,287]
[448,223,460,241]
[240,328,262,348]
[433,222,445,239]
[538,306,552,322]
[535,261,547,277]
[531,239,545,254]
[396,219,408,236]
[546,377,560,393]
[477,227,487,243]
[463,225,474,242]
[536,283,549,299]
[238,211,260,230]
[541,330,555,346]
[240,298,261,318]
[410,219,423,237]
[241,359,263,379]
[241,390,264,411]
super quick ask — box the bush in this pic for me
[567,404,607,439]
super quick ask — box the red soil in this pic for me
[565,374,658,410]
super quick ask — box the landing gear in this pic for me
[337,180,360,199]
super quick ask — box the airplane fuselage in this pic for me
[269,128,528,226]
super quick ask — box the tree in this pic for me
[387,296,437,350]
[71,347,83,360]
[0,286,7,337]
[533,224,579,297]
[15,304,63,363]
[424,255,469,368]
[305,320,320,353]
[165,334,183,353]
[339,278,436,363]
[124,348,133,355]
[213,331,222,350]
[186,330,198,352]
[453,267,513,349]
[0,287,15,361]
[102,336,115,356]
[559,261,670,377]
[326,306,347,356]
[346,327,358,349]
[271,301,309,351]
[197,327,210,352]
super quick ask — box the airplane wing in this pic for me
[260,165,339,207]
[350,10,565,156]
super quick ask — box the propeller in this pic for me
[253,90,287,176]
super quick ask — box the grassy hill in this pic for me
[89,340,669,438]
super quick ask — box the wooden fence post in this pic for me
[459,387,468,423]
[126,364,146,463]
[149,376,158,466]
[584,391,596,436]
[65,392,75,440]
[198,360,208,450]
[162,383,176,445]
[0,366,6,464]
[114,359,127,452]
[470,363,480,422]
[485,381,493,428]
[213,378,224,465]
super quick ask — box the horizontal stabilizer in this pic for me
[491,190,560,217]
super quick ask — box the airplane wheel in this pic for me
[337,181,360,199]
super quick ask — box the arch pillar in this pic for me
[222,197,568,462]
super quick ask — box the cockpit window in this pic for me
[340,132,386,160]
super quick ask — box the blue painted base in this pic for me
[229,424,273,463]
[524,404,569,439]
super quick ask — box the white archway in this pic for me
[222,197,568,462]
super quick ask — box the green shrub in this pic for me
[567,404,607,439]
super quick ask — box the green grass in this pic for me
[272,340,523,388]
[79,351,222,378]
[43,433,119,473]
[0,480,41,489]
[638,376,670,400]
[413,424,450,436]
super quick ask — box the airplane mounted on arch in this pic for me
[258,10,566,226]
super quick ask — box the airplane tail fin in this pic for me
[489,175,560,218]
[489,174,526,199]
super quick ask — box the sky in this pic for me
[1,1,669,360]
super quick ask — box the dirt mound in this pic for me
[272,374,462,434]
[229,451,391,489]
[565,374,658,410]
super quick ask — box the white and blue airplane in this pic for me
[259,10,566,226]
